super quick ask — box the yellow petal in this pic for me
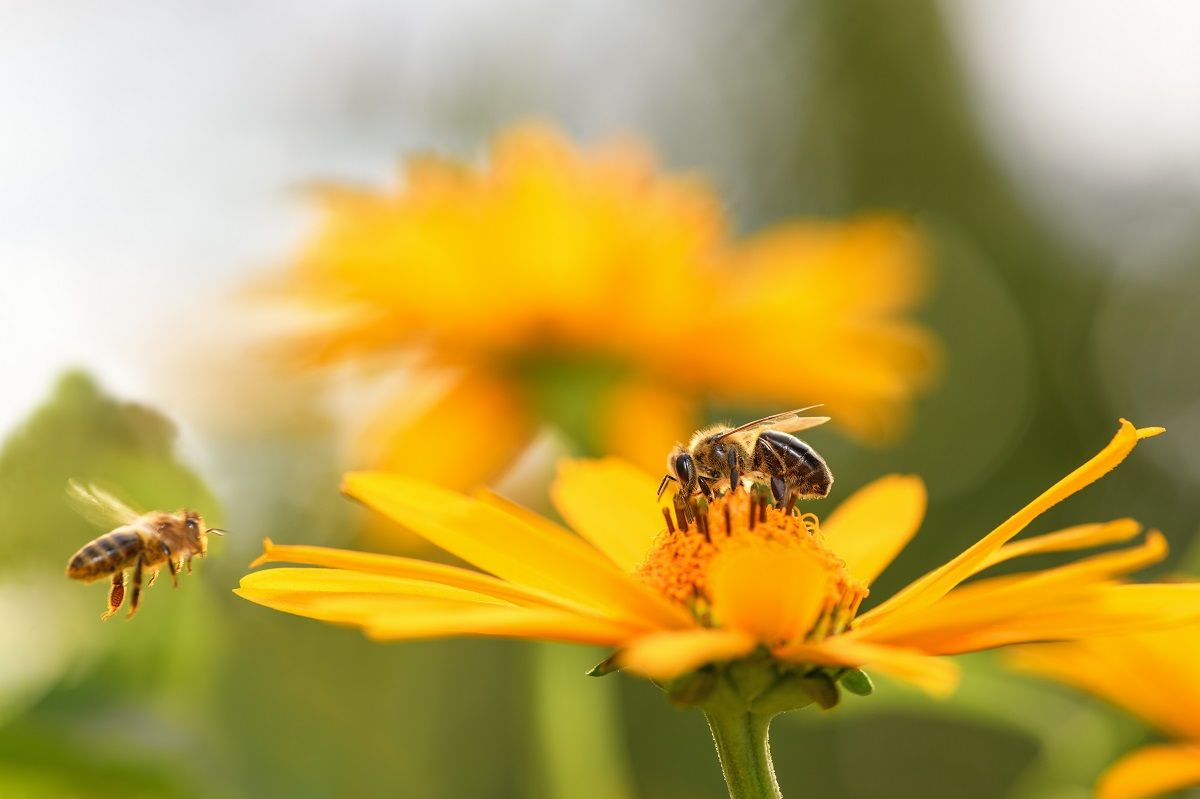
[356,369,535,492]
[861,530,1166,648]
[821,474,926,584]
[365,605,639,645]
[343,471,693,630]
[238,582,638,644]
[777,638,959,697]
[983,518,1143,569]
[249,538,585,610]
[708,545,829,644]
[617,628,758,680]
[551,458,663,572]
[238,567,509,605]
[1009,631,1200,742]
[594,379,698,477]
[1097,744,1200,799]
[930,583,1200,653]
[235,588,494,625]
[859,420,1153,630]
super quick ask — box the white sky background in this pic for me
[3,0,1200,437]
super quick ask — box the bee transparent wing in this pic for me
[714,406,830,439]
[66,480,142,528]
[770,414,832,435]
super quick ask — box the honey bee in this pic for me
[64,481,220,620]
[657,406,833,517]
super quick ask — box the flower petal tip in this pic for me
[1136,425,1166,440]
[248,537,276,569]
[339,470,394,496]
[339,471,367,494]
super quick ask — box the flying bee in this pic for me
[64,481,221,620]
[658,406,833,518]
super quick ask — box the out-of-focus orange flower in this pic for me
[237,421,1192,698]
[275,124,937,487]
[1011,627,1200,799]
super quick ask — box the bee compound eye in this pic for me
[675,454,696,485]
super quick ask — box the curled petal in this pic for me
[983,518,1143,569]
[859,420,1158,630]
[862,530,1167,648]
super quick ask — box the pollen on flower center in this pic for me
[637,490,867,639]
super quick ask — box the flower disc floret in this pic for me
[637,490,866,643]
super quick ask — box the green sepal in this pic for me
[665,669,719,707]
[749,674,818,716]
[799,673,841,710]
[585,653,620,677]
[838,667,875,696]
[725,655,778,705]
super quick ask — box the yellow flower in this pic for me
[237,420,1195,700]
[1010,627,1200,799]
[277,124,937,484]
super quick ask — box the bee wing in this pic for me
[714,406,831,440]
[66,480,142,528]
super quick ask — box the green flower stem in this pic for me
[704,710,782,799]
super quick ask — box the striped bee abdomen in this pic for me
[752,430,833,498]
[66,530,141,581]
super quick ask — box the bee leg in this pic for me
[698,477,715,502]
[727,449,740,493]
[770,477,787,508]
[185,556,193,575]
[128,555,144,619]
[160,542,179,587]
[147,568,159,589]
[673,493,692,531]
[101,572,125,621]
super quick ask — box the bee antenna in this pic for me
[206,528,227,536]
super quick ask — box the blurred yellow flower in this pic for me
[237,420,1192,698]
[1011,628,1200,799]
[277,124,937,486]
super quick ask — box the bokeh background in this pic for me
[2,1,1199,797]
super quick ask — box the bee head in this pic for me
[658,446,697,499]
[182,511,207,555]
[670,447,697,487]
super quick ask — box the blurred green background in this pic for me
[3,1,1199,797]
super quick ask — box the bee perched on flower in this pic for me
[1010,628,1200,799]
[237,420,1200,798]
[266,124,938,488]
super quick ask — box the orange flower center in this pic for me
[637,490,868,638]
